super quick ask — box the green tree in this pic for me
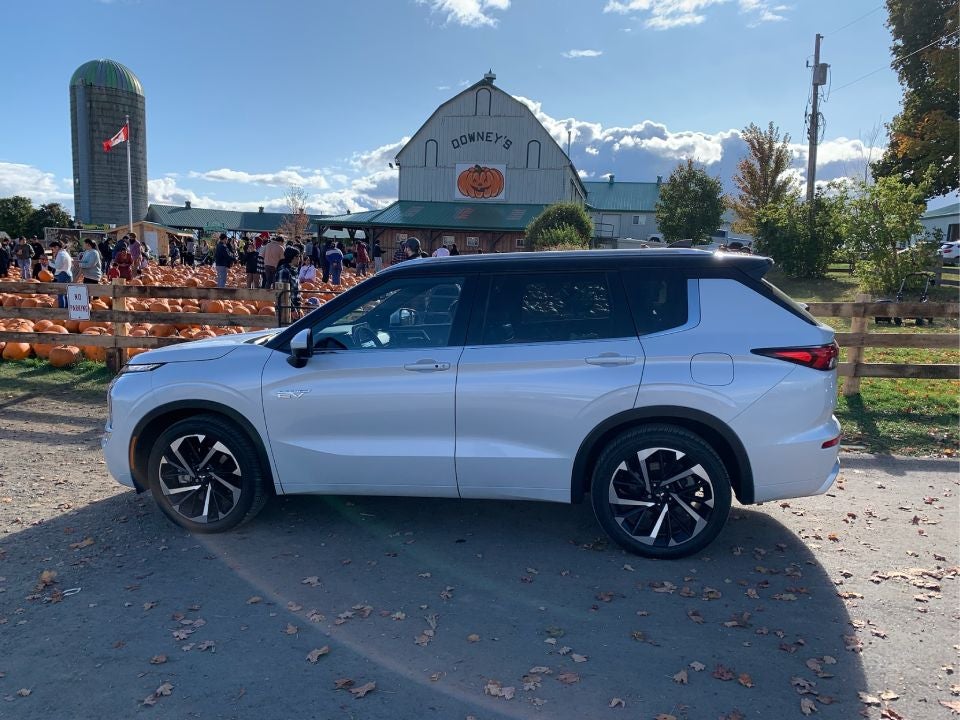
[526,202,592,250]
[655,160,724,243]
[754,189,845,278]
[872,0,959,197]
[728,122,793,234]
[841,175,936,294]
[25,203,73,239]
[0,196,35,237]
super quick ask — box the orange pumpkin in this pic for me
[37,269,55,282]
[33,327,69,359]
[457,164,505,199]
[48,345,81,367]
[2,342,32,361]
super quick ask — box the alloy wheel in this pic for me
[607,447,715,547]
[157,434,242,524]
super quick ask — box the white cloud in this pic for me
[187,166,331,190]
[416,0,509,27]
[0,162,73,206]
[603,0,789,29]
[562,49,604,58]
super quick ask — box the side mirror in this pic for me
[287,328,313,368]
[390,308,417,326]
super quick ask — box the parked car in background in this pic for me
[103,250,841,559]
[939,240,960,265]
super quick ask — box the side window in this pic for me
[312,276,466,350]
[480,272,633,345]
[622,272,689,335]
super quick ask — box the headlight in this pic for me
[118,363,165,374]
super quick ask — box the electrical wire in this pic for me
[824,5,883,36]
[831,29,960,93]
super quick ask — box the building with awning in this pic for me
[145,202,328,236]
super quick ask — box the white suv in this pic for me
[103,250,841,558]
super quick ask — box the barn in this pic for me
[319,72,659,254]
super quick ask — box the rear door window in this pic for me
[477,271,633,345]
[622,272,689,335]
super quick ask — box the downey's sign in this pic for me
[450,131,513,150]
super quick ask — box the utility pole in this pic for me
[806,34,827,208]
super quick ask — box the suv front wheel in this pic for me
[147,414,270,533]
[591,425,731,559]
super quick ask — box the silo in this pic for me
[70,59,148,226]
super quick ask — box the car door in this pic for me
[261,273,472,497]
[455,270,644,503]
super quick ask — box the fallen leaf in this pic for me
[673,669,688,684]
[284,623,298,635]
[880,707,906,720]
[529,666,552,674]
[286,602,302,612]
[149,655,167,665]
[556,672,580,685]
[333,678,354,689]
[687,609,705,624]
[306,647,330,663]
[246,596,262,604]
[467,633,480,643]
[609,697,626,708]
[143,601,157,611]
[655,715,678,720]
[800,697,817,715]
[689,661,706,672]
[196,640,215,652]
[307,610,325,623]
[939,699,960,713]
[713,665,736,681]
[70,537,95,550]
[37,570,57,588]
[429,671,444,682]
[571,653,588,663]
[349,681,376,699]
[17,688,31,697]
[301,576,321,587]
[738,673,754,688]
[859,692,881,706]
[880,691,899,701]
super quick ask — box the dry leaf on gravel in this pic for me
[712,665,736,681]
[286,602,302,612]
[149,655,167,665]
[301,576,321,587]
[529,666,552,675]
[333,678,354,689]
[687,610,705,624]
[880,707,907,720]
[557,672,580,685]
[467,633,480,643]
[800,697,818,715]
[306,647,330,663]
[738,673,754,688]
[349,681,376,699]
[283,624,298,635]
[484,680,516,699]
[143,682,174,707]
[307,610,325,623]
[571,653,588,663]
[673,669,688,684]
[880,691,899,701]
[689,661,706,672]
[859,692,881,706]
[70,537,95,550]
[939,700,960,714]
[143,602,157,611]
[246,596,262,604]
[609,697,626,708]
[196,640,215,652]
[17,688,31,697]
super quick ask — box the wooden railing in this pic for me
[807,295,959,395]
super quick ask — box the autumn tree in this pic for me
[728,122,793,234]
[279,185,311,240]
[872,0,959,197]
[0,196,34,237]
[655,160,724,243]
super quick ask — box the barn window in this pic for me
[525,140,541,169]
[475,87,491,116]
[424,139,438,167]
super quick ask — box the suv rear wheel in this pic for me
[591,425,731,559]
[147,414,270,533]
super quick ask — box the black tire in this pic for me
[590,425,732,559]
[147,414,270,533]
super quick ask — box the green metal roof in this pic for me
[146,204,328,234]
[584,181,660,212]
[320,201,549,232]
[922,202,959,220]
[70,59,144,96]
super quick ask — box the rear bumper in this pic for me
[747,415,842,503]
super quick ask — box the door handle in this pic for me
[585,353,636,367]
[403,360,451,372]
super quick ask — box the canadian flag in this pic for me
[102,124,128,152]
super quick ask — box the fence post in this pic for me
[275,282,291,326]
[933,257,943,287]
[841,292,871,397]
[106,279,128,373]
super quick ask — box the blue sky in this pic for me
[2,0,931,215]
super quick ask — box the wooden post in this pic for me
[933,257,943,287]
[107,279,128,373]
[842,292,870,397]
[275,282,292,326]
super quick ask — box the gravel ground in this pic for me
[0,393,957,720]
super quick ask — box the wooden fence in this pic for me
[937,262,959,288]
[806,295,959,395]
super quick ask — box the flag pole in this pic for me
[125,114,133,234]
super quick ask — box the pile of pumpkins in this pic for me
[0,259,358,367]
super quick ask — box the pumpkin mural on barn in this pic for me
[457,164,505,199]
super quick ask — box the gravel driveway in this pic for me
[0,393,957,719]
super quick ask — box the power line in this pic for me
[825,5,883,37]
[832,29,960,93]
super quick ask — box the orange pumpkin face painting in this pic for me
[457,164,505,199]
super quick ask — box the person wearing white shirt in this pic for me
[49,240,73,308]
[432,244,450,258]
[298,255,317,283]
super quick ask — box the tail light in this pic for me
[752,342,839,371]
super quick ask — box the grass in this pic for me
[769,269,958,457]
[0,358,112,402]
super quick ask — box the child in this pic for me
[107,261,120,280]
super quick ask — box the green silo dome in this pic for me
[70,59,143,96]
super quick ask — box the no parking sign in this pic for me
[68,284,90,320]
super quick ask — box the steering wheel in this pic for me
[352,324,383,348]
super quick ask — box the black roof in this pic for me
[381,249,773,280]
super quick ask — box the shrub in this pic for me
[754,190,844,278]
[526,203,592,250]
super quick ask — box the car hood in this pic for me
[129,329,278,364]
